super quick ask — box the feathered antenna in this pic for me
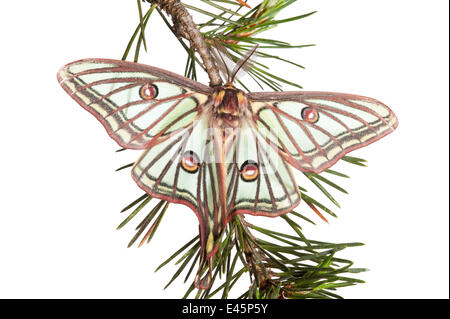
[210,41,259,84]
[209,38,233,83]
[229,44,258,83]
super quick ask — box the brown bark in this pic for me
[146,0,223,87]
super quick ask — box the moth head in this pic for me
[212,86,247,108]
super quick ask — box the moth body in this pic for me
[58,58,398,290]
[211,83,249,129]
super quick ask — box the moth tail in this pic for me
[193,230,222,289]
[194,256,213,290]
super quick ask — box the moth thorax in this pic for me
[213,86,247,128]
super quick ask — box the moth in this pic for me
[58,58,398,289]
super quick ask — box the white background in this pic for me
[0,0,448,299]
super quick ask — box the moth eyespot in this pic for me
[181,151,200,173]
[140,84,158,100]
[240,160,259,182]
[301,107,319,123]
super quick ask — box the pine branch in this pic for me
[144,0,223,86]
[114,0,367,299]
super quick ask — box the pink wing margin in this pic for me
[248,91,399,174]
[57,58,212,150]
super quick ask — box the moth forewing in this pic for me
[247,91,398,174]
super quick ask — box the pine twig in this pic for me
[145,0,222,86]
[117,0,368,299]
